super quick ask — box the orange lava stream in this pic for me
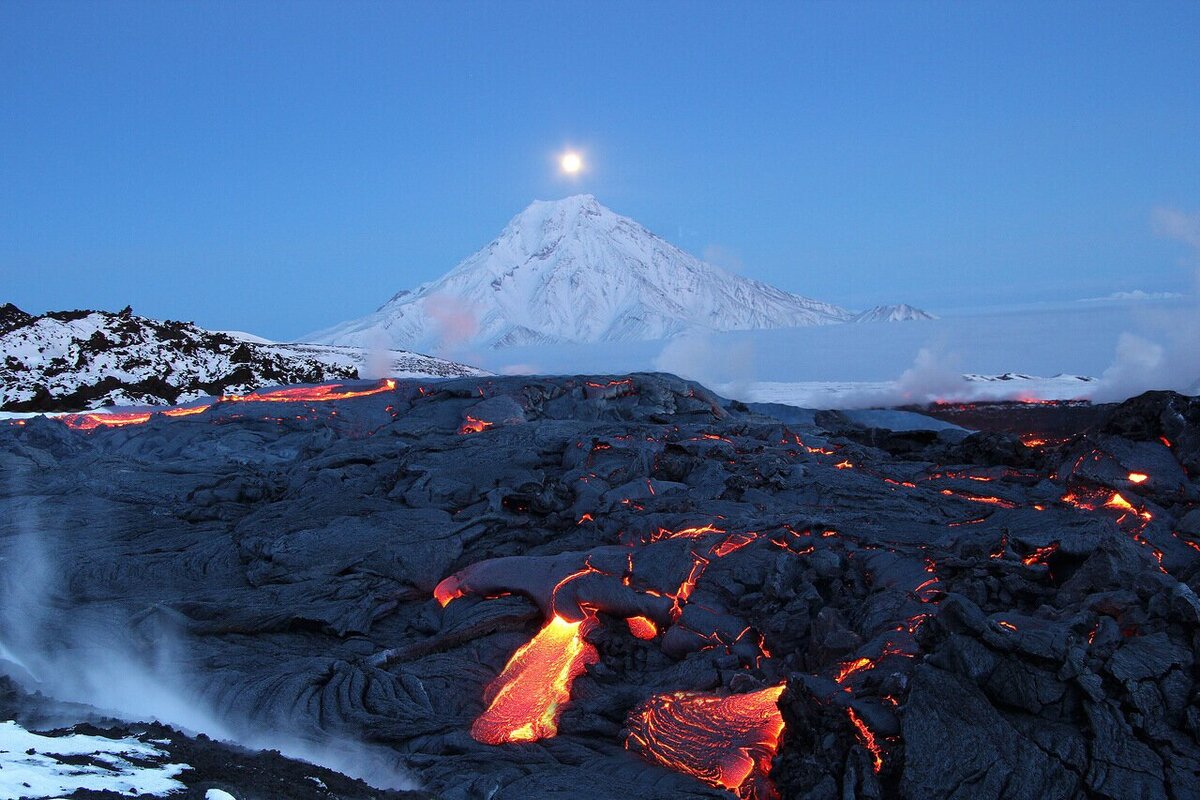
[61,411,154,430]
[470,615,599,745]
[160,405,209,418]
[626,684,786,799]
[58,379,399,431]
[221,379,396,404]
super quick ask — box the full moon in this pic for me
[560,152,583,174]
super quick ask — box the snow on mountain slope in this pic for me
[0,304,486,412]
[309,195,859,352]
[851,303,937,323]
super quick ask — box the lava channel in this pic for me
[470,615,599,745]
[625,684,785,799]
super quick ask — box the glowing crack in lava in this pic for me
[625,684,786,799]
[847,707,884,773]
[470,615,599,745]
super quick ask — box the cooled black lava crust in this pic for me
[1,375,1198,800]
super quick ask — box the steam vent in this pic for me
[4,375,1200,799]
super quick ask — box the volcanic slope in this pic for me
[308,195,884,352]
[0,303,484,412]
[1,376,1199,799]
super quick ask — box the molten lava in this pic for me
[459,415,494,435]
[938,489,1018,509]
[650,523,725,542]
[627,615,659,640]
[1021,542,1059,566]
[57,379,400,431]
[222,378,396,403]
[626,684,786,799]
[470,615,599,745]
[61,410,155,430]
[433,575,465,607]
[834,657,874,684]
[1128,472,1149,484]
[847,708,884,773]
[1106,492,1136,512]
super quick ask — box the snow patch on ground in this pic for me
[0,719,188,798]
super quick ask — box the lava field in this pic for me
[2,374,1199,800]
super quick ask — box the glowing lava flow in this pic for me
[221,379,396,403]
[625,684,786,800]
[459,415,494,435]
[470,615,599,745]
[61,404,215,429]
[627,615,659,640]
[57,379,399,431]
[61,410,154,430]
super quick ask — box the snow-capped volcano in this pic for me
[309,195,860,352]
[851,304,938,323]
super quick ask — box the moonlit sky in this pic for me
[2,2,1198,340]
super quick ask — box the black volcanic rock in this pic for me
[0,302,34,335]
[0,375,1197,799]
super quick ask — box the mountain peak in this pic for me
[309,198,860,353]
[503,194,615,247]
[515,194,606,223]
[851,303,937,323]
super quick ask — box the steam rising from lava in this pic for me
[0,384,421,791]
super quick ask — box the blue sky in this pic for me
[2,1,1198,339]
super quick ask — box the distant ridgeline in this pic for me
[0,303,484,412]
